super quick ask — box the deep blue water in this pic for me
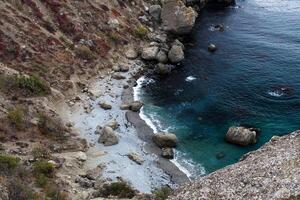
[137,0,300,176]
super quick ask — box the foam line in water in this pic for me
[133,76,195,179]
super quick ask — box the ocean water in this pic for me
[136,0,300,177]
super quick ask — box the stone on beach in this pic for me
[130,101,144,112]
[225,126,257,146]
[153,132,178,148]
[112,73,126,80]
[98,126,119,146]
[127,152,144,165]
[161,148,174,159]
[105,120,119,130]
[120,104,131,110]
[99,102,112,110]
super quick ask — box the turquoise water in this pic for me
[137,0,300,176]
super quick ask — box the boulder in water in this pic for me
[225,126,257,146]
[208,43,217,52]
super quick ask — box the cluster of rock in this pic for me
[153,132,178,159]
[170,131,300,200]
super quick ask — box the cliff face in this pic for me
[170,132,300,200]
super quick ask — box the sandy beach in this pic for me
[56,58,189,193]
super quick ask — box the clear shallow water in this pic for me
[137,0,300,176]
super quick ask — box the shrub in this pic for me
[32,146,51,160]
[7,107,25,130]
[7,179,34,200]
[135,25,148,39]
[34,160,55,177]
[153,186,172,200]
[44,184,69,200]
[16,75,51,96]
[98,181,135,198]
[37,113,66,139]
[75,45,96,60]
[0,154,20,174]
[35,174,48,188]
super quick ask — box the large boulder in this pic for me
[98,126,119,146]
[161,0,197,34]
[141,46,159,60]
[168,43,185,63]
[153,132,178,148]
[225,126,257,146]
[129,101,144,112]
[149,5,162,21]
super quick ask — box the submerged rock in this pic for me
[225,126,257,146]
[98,126,119,146]
[208,43,217,52]
[153,132,178,148]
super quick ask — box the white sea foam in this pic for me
[133,76,200,178]
[267,90,284,97]
[185,76,197,82]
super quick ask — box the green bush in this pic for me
[32,146,50,160]
[35,174,48,188]
[135,25,149,39]
[0,154,20,174]
[7,107,25,129]
[98,181,135,198]
[153,186,172,200]
[34,160,55,177]
[16,75,51,96]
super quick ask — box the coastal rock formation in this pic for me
[141,46,160,60]
[99,102,112,110]
[153,132,178,148]
[168,43,185,63]
[226,126,257,146]
[105,120,119,130]
[170,132,300,200]
[149,5,162,22]
[161,0,197,34]
[162,147,175,159]
[130,101,144,112]
[98,126,119,146]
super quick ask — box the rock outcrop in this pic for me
[170,131,300,200]
[225,126,257,146]
[153,132,178,148]
[161,0,197,34]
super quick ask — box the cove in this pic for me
[136,0,300,177]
